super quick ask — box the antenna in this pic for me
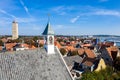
[48,13,50,22]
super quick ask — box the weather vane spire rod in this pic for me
[48,13,50,22]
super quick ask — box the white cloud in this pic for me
[19,0,31,17]
[70,16,80,23]
[24,6,29,13]
[73,6,120,17]
[51,6,74,15]
[52,6,64,12]
[94,10,120,16]
[0,16,36,29]
[56,25,63,29]
[0,17,11,26]
[51,6,66,15]
[0,9,16,18]
[16,17,36,23]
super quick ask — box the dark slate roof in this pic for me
[0,47,73,80]
[64,55,83,66]
[42,22,54,35]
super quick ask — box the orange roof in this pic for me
[24,44,29,47]
[39,40,44,45]
[29,45,36,49]
[17,43,30,48]
[82,58,96,67]
[110,46,118,51]
[60,42,65,46]
[81,44,92,47]
[106,46,118,60]
[83,60,94,67]
[5,43,16,51]
[54,41,62,49]
[71,41,75,44]
[105,42,114,47]
[0,46,2,50]
[84,48,96,58]
[98,42,114,47]
[78,48,84,55]
[1,38,8,42]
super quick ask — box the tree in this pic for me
[113,57,120,71]
[69,37,75,41]
[13,38,22,43]
[25,39,34,46]
[60,48,67,56]
[57,38,63,42]
[67,50,78,56]
[33,36,38,42]
[71,50,78,56]
[39,43,43,48]
[0,40,4,46]
[81,66,116,80]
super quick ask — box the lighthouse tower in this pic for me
[12,20,18,40]
[42,19,55,54]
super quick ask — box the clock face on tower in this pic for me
[49,36,53,44]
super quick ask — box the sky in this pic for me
[0,0,120,35]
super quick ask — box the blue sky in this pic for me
[0,0,120,35]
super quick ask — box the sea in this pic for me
[97,36,120,47]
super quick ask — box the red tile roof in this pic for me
[106,46,118,60]
[81,44,92,47]
[18,43,31,48]
[0,46,2,51]
[71,41,75,45]
[29,45,36,49]
[105,42,114,47]
[54,41,62,49]
[84,48,96,58]
[1,38,8,43]
[60,42,65,46]
[78,48,84,55]
[98,42,114,47]
[82,58,96,67]
[5,43,16,51]
[83,60,94,67]
[39,40,44,45]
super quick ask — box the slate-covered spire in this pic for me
[42,15,54,35]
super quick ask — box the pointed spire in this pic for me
[42,14,54,35]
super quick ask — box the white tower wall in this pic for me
[12,21,18,40]
[44,35,54,54]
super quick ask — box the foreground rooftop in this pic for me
[0,47,72,80]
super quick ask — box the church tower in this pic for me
[12,21,18,40]
[42,18,55,54]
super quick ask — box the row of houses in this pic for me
[55,37,120,79]
[0,38,38,52]
[0,43,36,51]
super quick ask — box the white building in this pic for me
[12,21,18,40]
